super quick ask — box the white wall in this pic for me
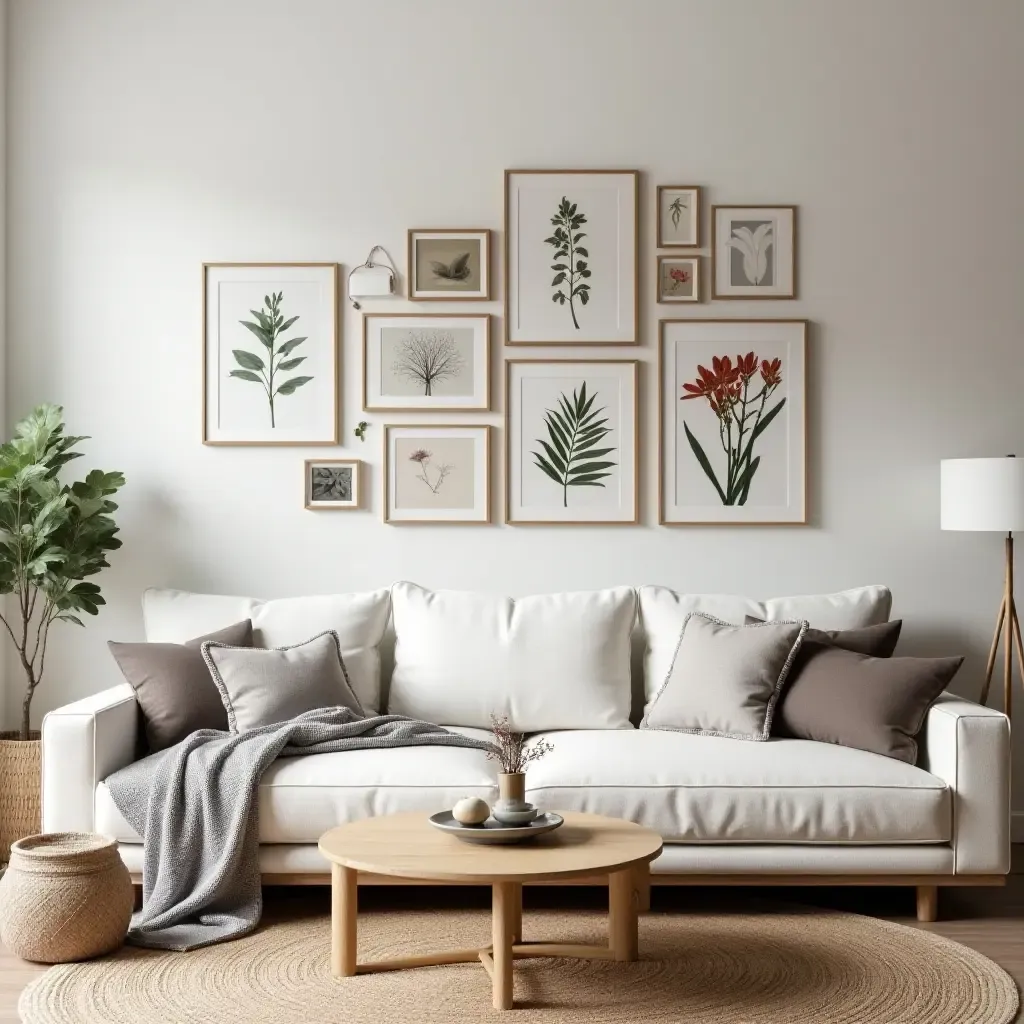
[5,0,1024,796]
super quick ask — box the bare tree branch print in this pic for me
[391,330,465,397]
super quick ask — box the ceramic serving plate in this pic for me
[428,811,564,845]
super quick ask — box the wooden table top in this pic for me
[318,812,663,883]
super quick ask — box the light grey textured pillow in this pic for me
[641,612,808,741]
[202,630,365,733]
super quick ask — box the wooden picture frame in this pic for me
[656,185,701,248]
[363,313,491,412]
[659,319,807,525]
[305,459,361,510]
[504,170,639,345]
[407,229,491,301]
[712,206,798,300]
[505,359,639,525]
[384,424,491,525]
[656,256,701,304]
[202,262,339,446]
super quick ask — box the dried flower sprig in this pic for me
[486,714,554,775]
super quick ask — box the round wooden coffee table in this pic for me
[318,811,662,1010]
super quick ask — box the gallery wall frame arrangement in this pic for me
[657,255,701,304]
[505,359,639,526]
[712,206,797,300]
[656,185,701,248]
[202,263,340,445]
[305,459,361,510]
[363,313,491,412]
[659,319,807,525]
[407,229,491,301]
[384,424,491,525]
[504,169,639,345]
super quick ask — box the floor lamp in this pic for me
[941,456,1024,717]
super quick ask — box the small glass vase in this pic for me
[493,772,538,826]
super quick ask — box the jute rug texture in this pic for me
[19,907,1019,1023]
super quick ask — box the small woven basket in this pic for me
[0,732,41,864]
[0,832,134,962]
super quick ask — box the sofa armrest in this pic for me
[918,693,1010,874]
[41,683,138,834]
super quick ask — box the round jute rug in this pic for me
[18,907,1019,1024]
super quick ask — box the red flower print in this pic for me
[760,358,782,387]
[736,351,757,381]
[669,268,691,284]
[678,350,788,508]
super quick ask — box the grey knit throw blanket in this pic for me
[105,707,494,951]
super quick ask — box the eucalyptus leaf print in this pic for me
[230,292,313,427]
[726,222,774,285]
[544,197,591,329]
[532,381,616,507]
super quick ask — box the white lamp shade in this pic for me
[941,457,1024,532]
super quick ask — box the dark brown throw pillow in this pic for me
[774,645,962,762]
[745,616,902,657]
[109,620,253,752]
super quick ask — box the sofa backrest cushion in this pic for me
[388,582,637,731]
[638,585,892,706]
[142,588,392,714]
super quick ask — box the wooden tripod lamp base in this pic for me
[979,533,1024,717]
[941,456,1024,720]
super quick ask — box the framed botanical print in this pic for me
[384,424,490,524]
[203,263,339,445]
[712,206,797,299]
[656,185,701,248]
[657,256,701,304]
[660,319,806,524]
[363,313,490,412]
[506,360,638,525]
[505,170,638,345]
[407,229,491,300]
[305,459,360,510]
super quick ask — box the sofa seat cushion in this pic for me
[95,726,496,844]
[524,729,950,844]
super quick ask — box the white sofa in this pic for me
[40,582,1011,922]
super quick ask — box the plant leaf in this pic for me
[240,321,273,349]
[532,455,563,486]
[536,440,566,476]
[277,356,306,372]
[276,336,307,359]
[749,397,786,445]
[232,349,266,371]
[229,369,263,383]
[684,421,727,504]
[275,375,313,396]
[732,455,761,506]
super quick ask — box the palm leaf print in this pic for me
[532,381,617,507]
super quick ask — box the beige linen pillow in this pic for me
[641,612,808,741]
[202,630,364,733]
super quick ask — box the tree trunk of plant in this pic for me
[20,660,36,742]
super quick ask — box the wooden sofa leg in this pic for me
[916,885,938,923]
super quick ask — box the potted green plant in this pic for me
[0,405,124,862]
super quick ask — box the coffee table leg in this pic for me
[331,863,358,978]
[492,882,517,1010]
[608,866,640,962]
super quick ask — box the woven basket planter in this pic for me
[0,832,133,962]
[0,732,41,864]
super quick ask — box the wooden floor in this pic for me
[3,871,1024,1021]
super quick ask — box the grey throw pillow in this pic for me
[202,629,365,733]
[108,619,253,752]
[641,612,808,741]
